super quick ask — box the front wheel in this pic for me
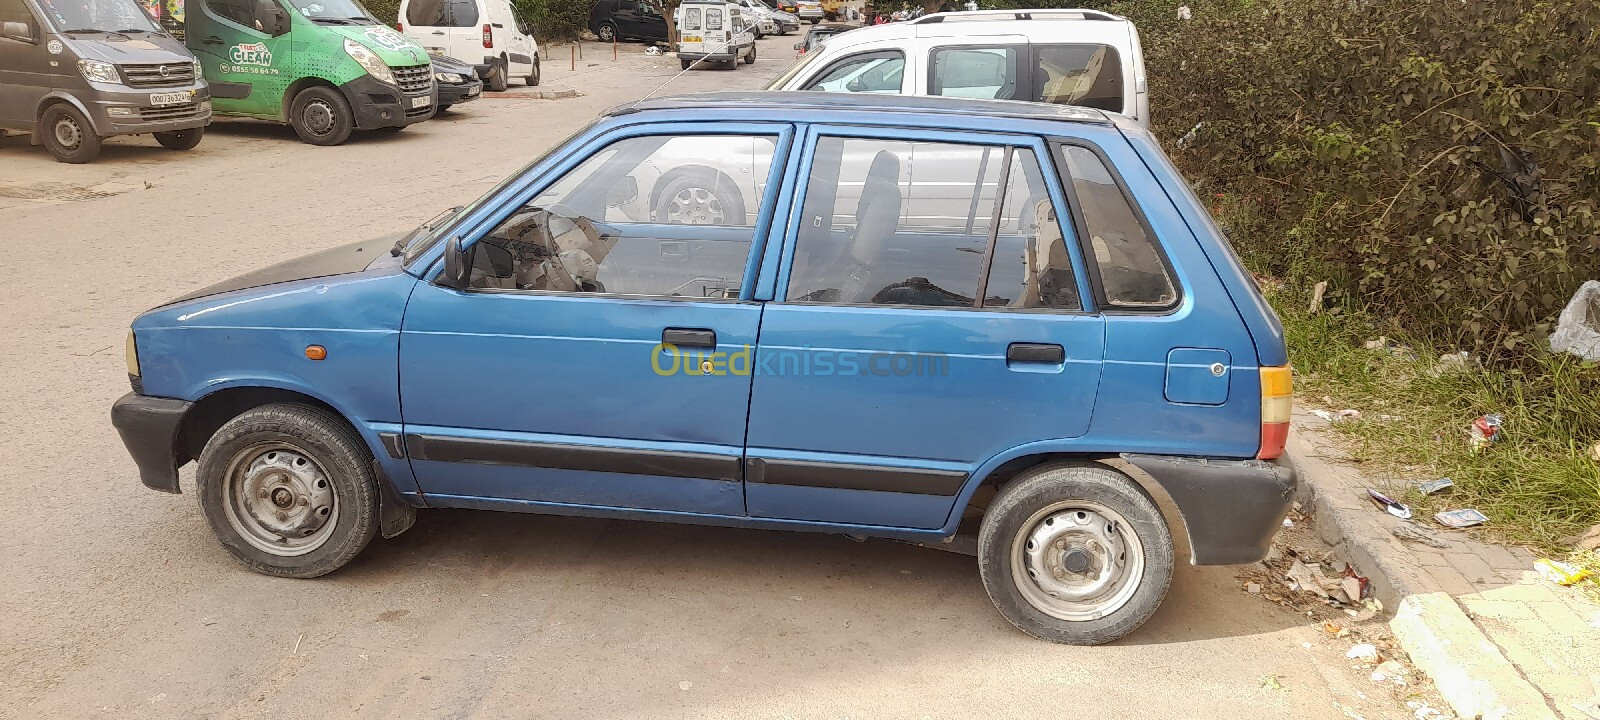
[977,463,1174,645]
[809,17,819,24]
[596,22,617,42]
[289,86,355,146]
[39,104,101,163]
[154,126,204,150]
[196,404,380,578]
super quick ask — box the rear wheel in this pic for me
[526,54,541,86]
[486,57,509,92]
[436,104,453,113]
[154,126,204,150]
[978,463,1174,645]
[39,104,101,163]
[289,86,355,146]
[744,44,756,64]
[680,57,693,70]
[597,22,617,42]
[195,404,380,578]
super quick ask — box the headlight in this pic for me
[78,59,120,84]
[435,71,465,83]
[343,38,395,85]
[125,330,140,378]
[192,61,203,78]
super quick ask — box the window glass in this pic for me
[930,46,1021,101]
[1060,145,1176,307]
[705,7,720,29]
[202,0,257,28]
[1036,44,1123,112]
[787,137,1005,307]
[982,151,1081,310]
[0,0,38,26]
[405,0,476,26]
[469,134,776,298]
[803,52,904,94]
[681,6,698,30]
[36,0,158,31]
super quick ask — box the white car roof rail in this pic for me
[910,9,1123,24]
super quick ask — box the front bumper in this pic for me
[1122,453,1297,565]
[338,74,435,130]
[79,84,211,138]
[436,80,482,106]
[111,392,192,494]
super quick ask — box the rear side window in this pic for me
[929,46,1022,101]
[981,151,1081,310]
[405,0,478,27]
[705,7,721,29]
[681,7,699,30]
[1036,44,1123,112]
[1059,145,1176,308]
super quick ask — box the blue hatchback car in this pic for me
[113,92,1295,645]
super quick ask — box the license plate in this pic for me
[410,95,431,109]
[149,91,190,106]
[682,35,701,43]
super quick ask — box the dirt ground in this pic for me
[1,36,1437,719]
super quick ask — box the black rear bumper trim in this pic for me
[1122,453,1297,565]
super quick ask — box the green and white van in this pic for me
[150,0,436,144]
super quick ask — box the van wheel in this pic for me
[40,104,101,163]
[978,463,1174,645]
[744,45,756,64]
[195,404,380,578]
[597,22,617,42]
[680,57,692,70]
[154,126,204,150]
[526,55,540,86]
[654,171,744,225]
[289,86,355,146]
[486,57,509,92]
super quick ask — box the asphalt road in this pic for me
[1,35,1419,719]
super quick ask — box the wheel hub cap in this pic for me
[304,101,334,136]
[665,186,725,224]
[1011,501,1145,621]
[223,445,337,557]
[53,117,82,149]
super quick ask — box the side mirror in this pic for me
[607,176,639,207]
[2,20,36,42]
[793,42,803,50]
[440,236,472,289]
[254,0,289,35]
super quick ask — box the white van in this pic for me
[674,0,756,70]
[398,0,540,91]
[764,9,1149,125]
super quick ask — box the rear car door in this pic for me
[744,127,1105,529]
[398,123,792,515]
[402,0,479,63]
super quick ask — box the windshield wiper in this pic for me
[344,16,377,23]
[312,17,357,24]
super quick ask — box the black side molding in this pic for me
[404,433,741,482]
[746,457,966,496]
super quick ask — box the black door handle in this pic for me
[1007,343,1064,364]
[202,35,224,44]
[663,328,716,348]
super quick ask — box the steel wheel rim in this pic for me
[303,99,335,137]
[1009,499,1144,621]
[53,116,83,150]
[221,442,338,557]
[665,186,725,224]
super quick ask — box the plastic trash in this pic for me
[1367,488,1412,519]
[1345,643,1379,662]
[1469,414,1504,452]
[1414,477,1454,495]
[1550,280,1600,361]
[1435,509,1489,528]
[1534,559,1593,586]
[1312,409,1362,423]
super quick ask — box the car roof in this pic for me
[815,9,1131,43]
[608,91,1113,125]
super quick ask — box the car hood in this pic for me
[164,236,404,307]
[428,53,473,74]
[331,25,431,66]
[67,32,193,64]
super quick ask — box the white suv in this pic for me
[764,9,1149,125]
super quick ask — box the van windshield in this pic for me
[37,0,160,33]
[284,0,381,24]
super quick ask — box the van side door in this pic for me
[186,0,292,116]
[0,0,50,127]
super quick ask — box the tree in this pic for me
[641,0,679,49]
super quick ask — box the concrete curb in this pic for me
[484,87,581,100]
[1287,421,1558,720]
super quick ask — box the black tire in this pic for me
[436,104,453,113]
[809,17,819,24]
[977,463,1174,645]
[289,86,355,146]
[154,126,204,151]
[753,26,763,39]
[39,104,101,163]
[744,44,756,64]
[195,404,380,578]
[486,57,509,92]
[527,55,540,86]
[653,170,746,225]
[597,22,616,42]
[680,57,693,70]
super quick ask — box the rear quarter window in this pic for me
[1057,144,1177,309]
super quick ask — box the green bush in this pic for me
[1113,0,1600,362]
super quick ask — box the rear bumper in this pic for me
[680,51,738,63]
[436,81,482,106]
[111,392,191,494]
[1122,453,1297,565]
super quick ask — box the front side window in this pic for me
[802,51,904,94]
[929,46,1021,101]
[1036,44,1123,112]
[467,134,776,299]
[200,0,258,29]
[787,137,1009,307]
[1059,145,1176,308]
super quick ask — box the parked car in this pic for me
[398,0,539,92]
[429,54,482,111]
[674,0,755,69]
[589,0,670,44]
[789,21,856,54]
[768,0,798,13]
[795,0,823,23]
[731,0,796,34]
[112,91,1295,646]
[767,9,1149,125]
[0,0,210,162]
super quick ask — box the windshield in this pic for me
[283,0,379,23]
[36,0,159,32]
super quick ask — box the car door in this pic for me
[0,1,49,127]
[744,127,1105,529]
[187,0,291,116]
[399,123,792,516]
